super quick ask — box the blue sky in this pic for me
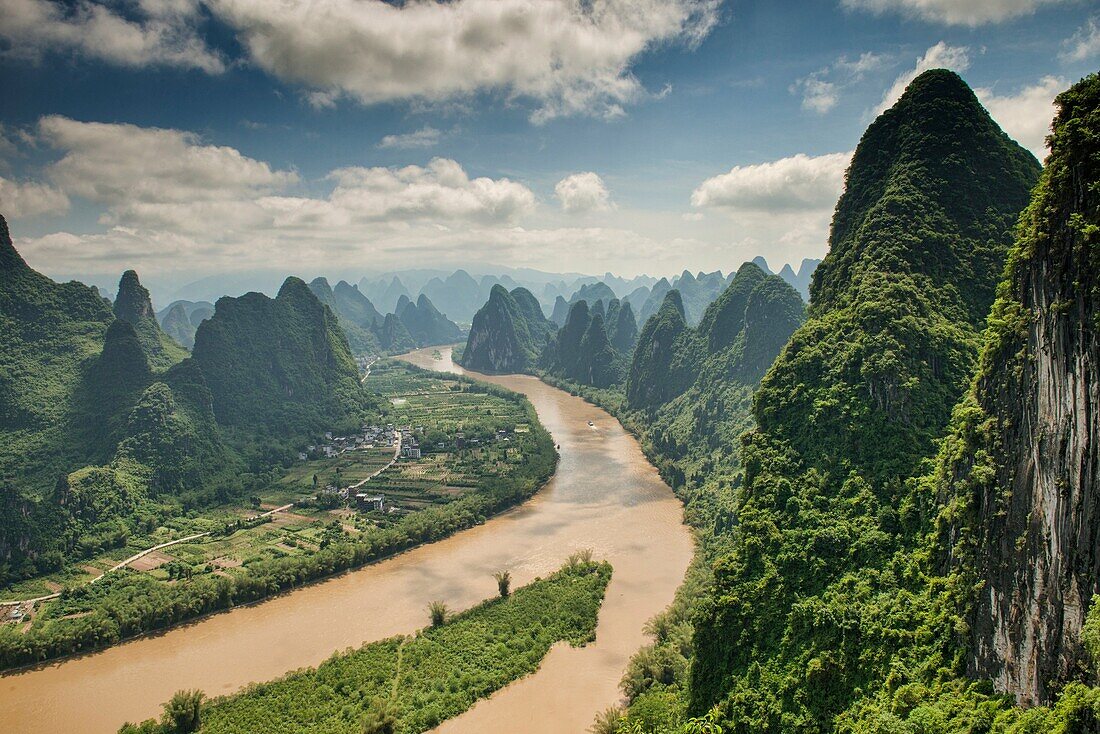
[1,0,1097,293]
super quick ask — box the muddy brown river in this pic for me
[0,346,693,733]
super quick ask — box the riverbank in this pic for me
[0,346,692,734]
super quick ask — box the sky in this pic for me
[1,0,1098,295]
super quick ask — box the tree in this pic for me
[362,697,397,734]
[493,570,511,598]
[428,600,448,627]
[160,689,203,734]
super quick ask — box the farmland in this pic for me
[0,359,557,670]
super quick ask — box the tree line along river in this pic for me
[0,346,693,734]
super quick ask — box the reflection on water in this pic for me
[0,347,692,734]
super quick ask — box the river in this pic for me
[0,346,693,733]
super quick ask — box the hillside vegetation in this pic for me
[460,285,554,373]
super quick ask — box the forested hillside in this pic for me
[112,270,188,370]
[673,69,1045,731]
[0,234,376,588]
[540,298,638,388]
[192,277,369,436]
[395,293,463,346]
[460,285,554,372]
[309,278,462,356]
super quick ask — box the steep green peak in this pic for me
[113,270,156,324]
[658,289,686,322]
[567,298,590,322]
[0,213,29,273]
[813,67,1041,325]
[308,276,334,299]
[896,67,978,107]
[276,276,315,304]
[488,283,510,302]
[697,260,769,352]
[100,319,152,377]
[416,293,438,313]
[396,293,413,314]
[509,286,545,323]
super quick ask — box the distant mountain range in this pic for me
[155,259,818,330]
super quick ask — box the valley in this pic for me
[0,346,693,734]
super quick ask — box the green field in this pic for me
[1,358,558,670]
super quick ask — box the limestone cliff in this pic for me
[942,72,1100,705]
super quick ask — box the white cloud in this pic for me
[324,159,536,223]
[37,115,297,232]
[689,151,853,266]
[792,51,888,114]
[205,0,718,121]
[875,41,970,114]
[0,177,70,219]
[976,76,1064,160]
[0,0,223,72]
[841,0,1069,27]
[691,152,852,212]
[1062,16,1100,62]
[555,172,614,213]
[22,116,536,269]
[378,127,443,150]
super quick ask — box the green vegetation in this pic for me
[113,270,188,371]
[156,300,213,350]
[0,355,556,671]
[540,296,638,389]
[192,276,369,436]
[308,277,384,355]
[396,294,463,346]
[460,285,554,372]
[119,560,611,734]
[682,70,1040,730]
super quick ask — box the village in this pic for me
[1,359,538,627]
[300,417,523,515]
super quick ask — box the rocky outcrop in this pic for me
[944,72,1100,705]
[460,285,553,373]
[113,270,187,369]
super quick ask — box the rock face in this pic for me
[943,73,1100,705]
[113,270,187,370]
[460,285,553,373]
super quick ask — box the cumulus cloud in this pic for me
[324,159,536,223]
[841,0,1069,26]
[0,0,223,72]
[35,115,296,232]
[689,151,853,258]
[0,177,70,219]
[875,41,970,114]
[19,116,537,271]
[378,127,443,150]
[555,172,614,213]
[977,76,1064,160]
[39,115,296,207]
[204,0,718,122]
[792,51,888,114]
[691,152,852,212]
[1062,16,1100,62]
